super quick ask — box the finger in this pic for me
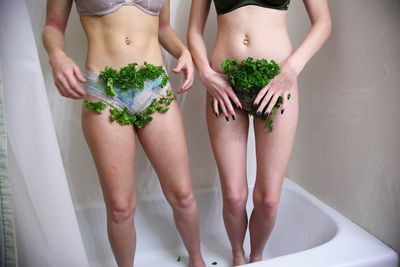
[256,88,275,115]
[57,74,71,93]
[221,93,236,120]
[65,87,82,99]
[172,61,184,73]
[177,69,194,94]
[55,81,67,97]
[213,98,219,116]
[225,87,242,109]
[253,82,272,107]
[281,91,289,114]
[265,93,280,115]
[73,65,87,83]
[65,70,86,96]
[58,75,81,99]
[218,98,229,121]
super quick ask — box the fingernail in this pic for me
[256,111,261,116]
[264,112,269,117]
[281,110,285,114]
[253,103,258,108]
[215,113,218,117]
[225,116,229,122]
[232,115,235,120]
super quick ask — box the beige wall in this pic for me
[287,0,400,253]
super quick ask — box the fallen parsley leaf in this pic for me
[177,256,181,262]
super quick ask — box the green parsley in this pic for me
[84,89,174,129]
[221,57,291,131]
[98,62,169,96]
[83,100,107,113]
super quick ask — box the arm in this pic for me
[42,0,86,99]
[254,0,332,114]
[187,0,241,119]
[158,0,194,94]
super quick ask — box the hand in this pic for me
[49,50,86,99]
[253,61,297,116]
[200,68,242,120]
[172,50,195,94]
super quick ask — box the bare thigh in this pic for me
[136,98,193,198]
[253,84,299,201]
[206,92,249,200]
[81,94,136,210]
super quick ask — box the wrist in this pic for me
[285,57,304,76]
[49,48,66,66]
[179,48,191,58]
[198,65,214,80]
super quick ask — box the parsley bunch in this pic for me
[222,57,280,93]
[84,90,174,129]
[99,62,169,96]
[221,57,290,131]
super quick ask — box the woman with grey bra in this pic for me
[42,0,205,266]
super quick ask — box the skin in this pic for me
[188,0,331,265]
[42,1,205,267]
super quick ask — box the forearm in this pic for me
[42,25,68,66]
[286,18,332,75]
[187,30,212,77]
[158,26,189,59]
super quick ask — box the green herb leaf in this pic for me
[84,100,107,113]
[221,57,289,131]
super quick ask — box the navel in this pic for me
[125,36,131,45]
[243,34,249,46]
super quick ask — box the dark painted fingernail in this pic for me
[253,103,258,108]
[256,111,261,116]
[232,115,235,120]
[225,116,229,121]
[264,112,269,117]
[215,113,218,117]
[281,109,285,114]
[238,106,242,110]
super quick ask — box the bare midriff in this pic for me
[210,6,293,73]
[79,6,164,72]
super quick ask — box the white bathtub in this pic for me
[76,178,399,267]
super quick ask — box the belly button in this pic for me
[125,36,131,45]
[243,34,249,46]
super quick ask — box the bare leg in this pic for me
[249,85,299,263]
[206,93,249,266]
[81,95,137,267]
[137,99,205,267]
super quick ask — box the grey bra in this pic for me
[74,0,164,16]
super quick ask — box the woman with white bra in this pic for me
[42,0,206,266]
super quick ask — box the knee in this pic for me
[223,191,248,215]
[253,194,279,219]
[168,190,195,210]
[107,198,136,224]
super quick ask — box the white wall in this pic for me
[287,0,400,253]
[28,0,399,254]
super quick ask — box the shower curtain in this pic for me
[0,62,17,266]
[0,0,89,266]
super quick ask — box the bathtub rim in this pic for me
[243,178,399,267]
